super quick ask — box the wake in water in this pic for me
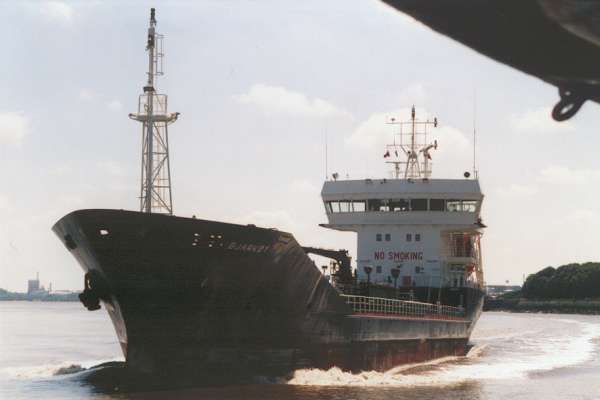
[287,348,481,387]
[0,360,119,380]
[287,317,600,387]
[3,315,598,392]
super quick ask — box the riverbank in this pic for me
[484,296,600,315]
[0,288,79,302]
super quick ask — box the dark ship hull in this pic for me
[53,209,484,380]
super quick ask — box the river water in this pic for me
[1,302,599,399]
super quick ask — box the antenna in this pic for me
[129,8,179,215]
[324,127,328,180]
[385,106,438,179]
[473,89,478,179]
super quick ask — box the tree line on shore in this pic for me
[522,262,600,299]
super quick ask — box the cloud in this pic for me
[107,100,123,111]
[346,107,472,178]
[509,107,575,134]
[47,164,72,176]
[564,209,600,223]
[289,179,319,194]
[539,165,600,185]
[236,210,298,232]
[79,89,95,101]
[431,125,473,177]
[98,160,123,176]
[347,107,467,151]
[0,112,29,146]
[39,1,74,23]
[56,194,85,208]
[497,184,538,197]
[0,194,9,211]
[435,125,470,152]
[396,83,427,106]
[346,108,406,150]
[234,84,352,119]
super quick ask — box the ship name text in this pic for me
[227,242,270,253]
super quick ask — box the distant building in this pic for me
[27,279,40,294]
[485,284,521,298]
[27,272,48,295]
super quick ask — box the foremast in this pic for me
[129,8,179,215]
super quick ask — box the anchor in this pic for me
[79,271,102,311]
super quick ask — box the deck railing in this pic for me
[341,294,465,320]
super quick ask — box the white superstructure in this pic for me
[321,107,484,295]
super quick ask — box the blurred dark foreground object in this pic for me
[383,0,600,121]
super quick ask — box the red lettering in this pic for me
[376,250,424,261]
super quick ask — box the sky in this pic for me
[1,0,599,292]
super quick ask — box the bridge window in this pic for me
[411,199,428,211]
[446,200,462,212]
[415,233,421,242]
[352,201,365,212]
[327,199,477,213]
[339,201,351,213]
[329,201,340,213]
[430,199,445,211]
[385,233,391,241]
[368,199,381,212]
[376,233,382,242]
[379,201,390,212]
[446,200,478,212]
[390,199,409,211]
[406,233,412,242]
[462,201,477,212]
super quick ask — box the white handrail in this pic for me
[341,294,465,319]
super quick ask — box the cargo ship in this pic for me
[53,9,485,382]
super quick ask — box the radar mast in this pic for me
[384,106,438,179]
[129,8,179,214]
